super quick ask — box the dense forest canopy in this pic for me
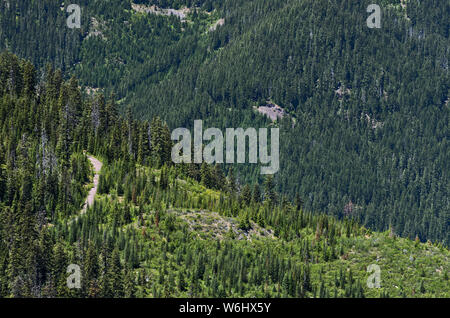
[0,0,448,298]
[0,51,448,298]
[0,0,448,244]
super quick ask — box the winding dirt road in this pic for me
[82,155,102,213]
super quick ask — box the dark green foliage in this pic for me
[0,0,448,299]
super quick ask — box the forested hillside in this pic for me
[1,0,447,246]
[0,52,448,298]
[1,0,448,246]
[125,0,449,245]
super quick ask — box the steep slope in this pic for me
[128,0,450,244]
[82,160,449,298]
[0,52,448,298]
[0,0,448,245]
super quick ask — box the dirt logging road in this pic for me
[82,155,103,214]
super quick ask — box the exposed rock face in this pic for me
[86,17,106,40]
[256,103,286,121]
[209,18,225,32]
[171,209,275,241]
[131,3,190,22]
[335,84,351,98]
[85,86,100,95]
[362,113,384,129]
